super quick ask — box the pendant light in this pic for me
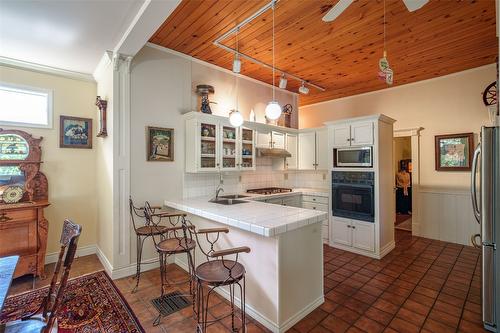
[232,28,241,74]
[378,0,393,85]
[229,28,243,127]
[279,74,287,89]
[265,2,282,120]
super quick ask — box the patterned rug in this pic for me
[0,271,144,333]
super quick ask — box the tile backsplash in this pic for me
[183,157,329,198]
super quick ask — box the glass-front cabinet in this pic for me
[185,114,256,173]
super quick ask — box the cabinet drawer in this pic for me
[302,195,328,205]
[302,201,328,212]
[0,209,37,223]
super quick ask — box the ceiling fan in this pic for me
[322,0,429,22]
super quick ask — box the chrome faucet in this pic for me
[215,185,224,200]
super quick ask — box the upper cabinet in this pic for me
[185,114,255,173]
[256,130,285,149]
[271,131,285,149]
[298,129,328,170]
[332,121,373,147]
[285,133,297,170]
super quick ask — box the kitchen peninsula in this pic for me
[164,194,328,333]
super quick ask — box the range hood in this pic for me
[257,147,292,158]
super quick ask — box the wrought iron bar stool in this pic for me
[143,203,197,326]
[191,227,251,333]
[129,197,184,293]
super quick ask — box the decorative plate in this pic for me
[3,186,24,203]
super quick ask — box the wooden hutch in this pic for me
[0,129,49,278]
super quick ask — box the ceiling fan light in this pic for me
[279,74,287,89]
[298,82,309,95]
[265,101,281,120]
[232,54,241,73]
[229,109,244,127]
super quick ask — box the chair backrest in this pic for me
[129,196,145,231]
[42,219,82,332]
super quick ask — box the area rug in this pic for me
[0,271,144,333]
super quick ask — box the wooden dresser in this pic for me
[0,201,49,278]
[0,129,49,278]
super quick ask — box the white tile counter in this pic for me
[164,194,327,237]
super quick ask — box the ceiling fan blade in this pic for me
[401,0,429,12]
[322,0,354,22]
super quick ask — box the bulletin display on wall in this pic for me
[147,126,174,161]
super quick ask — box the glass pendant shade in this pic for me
[229,109,244,127]
[265,101,281,120]
[232,55,241,73]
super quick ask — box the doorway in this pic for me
[393,136,412,232]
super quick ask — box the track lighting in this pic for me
[279,74,287,89]
[232,54,241,73]
[229,109,244,127]
[298,82,309,94]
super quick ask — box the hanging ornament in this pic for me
[378,0,393,86]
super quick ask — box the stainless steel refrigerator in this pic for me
[471,126,500,332]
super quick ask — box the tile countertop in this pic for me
[164,193,328,237]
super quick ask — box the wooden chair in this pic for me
[190,226,251,333]
[143,202,197,326]
[4,219,82,333]
[129,197,172,293]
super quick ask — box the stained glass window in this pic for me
[0,134,29,160]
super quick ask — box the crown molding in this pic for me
[0,56,95,82]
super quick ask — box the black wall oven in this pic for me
[332,171,375,222]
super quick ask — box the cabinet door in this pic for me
[351,122,373,146]
[352,220,375,252]
[315,129,328,170]
[240,127,255,170]
[298,132,316,170]
[256,130,271,148]
[220,124,239,171]
[199,121,219,171]
[332,217,351,246]
[272,131,285,149]
[332,125,351,147]
[285,133,298,170]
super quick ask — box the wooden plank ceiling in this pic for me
[150,0,498,106]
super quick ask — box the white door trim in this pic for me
[394,127,422,236]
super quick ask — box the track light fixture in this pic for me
[298,81,309,94]
[279,74,287,89]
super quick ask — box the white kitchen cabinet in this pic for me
[285,133,298,170]
[256,130,272,148]
[351,122,373,146]
[239,127,256,170]
[298,132,316,170]
[352,220,375,252]
[271,131,285,149]
[332,217,352,246]
[331,121,373,147]
[332,216,375,252]
[315,128,328,170]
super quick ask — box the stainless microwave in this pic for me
[335,146,373,167]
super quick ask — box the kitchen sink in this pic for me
[209,198,248,205]
[218,194,249,199]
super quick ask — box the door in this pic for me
[351,122,373,145]
[332,125,351,147]
[285,133,298,170]
[352,220,375,252]
[316,129,328,170]
[332,217,351,246]
[256,130,271,148]
[272,131,285,149]
[298,132,316,170]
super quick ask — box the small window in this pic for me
[0,82,53,128]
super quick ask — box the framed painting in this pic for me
[59,116,92,149]
[147,126,174,161]
[435,133,474,171]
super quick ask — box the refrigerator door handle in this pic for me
[471,143,481,223]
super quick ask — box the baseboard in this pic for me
[328,242,386,259]
[45,244,97,264]
[109,257,161,280]
[95,246,113,277]
[279,295,324,333]
[175,257,321,333]
[379,241,396,259]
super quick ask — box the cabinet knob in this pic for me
[347,225,351,228]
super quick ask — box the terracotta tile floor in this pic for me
[8,230,488,332]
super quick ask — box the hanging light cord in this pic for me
[272,1,275,101]
[236,28,239,110]
[383,0,386,56]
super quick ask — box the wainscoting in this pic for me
[418,187,479,246]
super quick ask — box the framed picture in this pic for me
[147,126,174,161]
[60,116,92,149]
[435,133,474,171]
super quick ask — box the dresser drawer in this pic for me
[0,209,37,223]
[302,201,328,212]
[302,195,328,205]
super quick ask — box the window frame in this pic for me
[0,81,53,129]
